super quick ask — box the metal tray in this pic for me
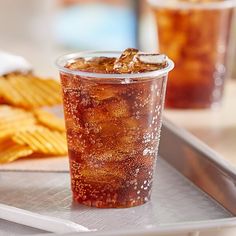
[0,119,236,236]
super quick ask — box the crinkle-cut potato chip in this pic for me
[0,73,67,163]
[0,105,36,139]
[0,74,62,108]
[0,139,33,164]
[13,126,67,156]
[33,109,65,132]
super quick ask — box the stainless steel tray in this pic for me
[0,119,236,236]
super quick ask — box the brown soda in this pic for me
[152,1,233,108]
[59,49,171,208]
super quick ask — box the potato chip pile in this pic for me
[0,73,67,163]
[0,73,62,108]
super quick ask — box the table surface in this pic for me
[164,79,236,168]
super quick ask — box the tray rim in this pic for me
[37,218,236,236]
[163,118,236,179]
[161,118,236,215]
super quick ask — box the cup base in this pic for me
[72,194,150,208]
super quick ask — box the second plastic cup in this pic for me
[56,51,174,208]
[149,0,235,108]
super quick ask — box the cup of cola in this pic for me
[149,0,235,108]
[56,48,174,208]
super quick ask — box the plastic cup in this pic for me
[149,0,235,108]
[56,51,174,208]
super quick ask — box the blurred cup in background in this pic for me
[148,0,236,109]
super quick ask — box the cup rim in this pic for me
[55,51,174,79]
[148,0,236,9]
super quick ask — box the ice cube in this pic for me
[98,121,123,137]
[106,99,130,118]
[80,164,126,188]
[67,58,87,70]
[89,85,118,101]
[67,57,116,73]
[87,141,136,162]
[86,57,116,73]
[83,107,108,124]
[114,50,168,73]
[137,53,167,66]
[122,117,139,130]
[129,53,167,73]
[113,48,139,73]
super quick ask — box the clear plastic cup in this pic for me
[149,0,236,108]
[56,51,174,208]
